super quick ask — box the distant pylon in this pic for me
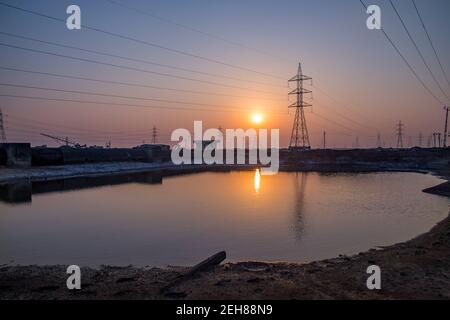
[418,132,423,147]
[288,63,312,149]
[376,133,382,148]
[396,121,404,148]
[0,108,7,143]
[152,126,158,144]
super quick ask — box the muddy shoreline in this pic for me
[1,164,449,299]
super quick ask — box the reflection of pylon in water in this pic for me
[0,108,7,143]
[292,172,307,240]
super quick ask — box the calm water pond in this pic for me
[0,171,448,267]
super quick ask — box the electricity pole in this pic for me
[377,133,382,148]
[152,126,158,144]
[0,108,6,143]
[444,106,449,148]
[288,63,312,150]
[323,131,326,149]
[396,121,404,148]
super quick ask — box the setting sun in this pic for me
[251,113,264,125]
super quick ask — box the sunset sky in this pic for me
[0,0,449,148]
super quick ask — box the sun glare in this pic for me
[251,113,264,125]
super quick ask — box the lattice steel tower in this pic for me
[288,63,312,149]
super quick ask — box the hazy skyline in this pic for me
[1,0,449,148]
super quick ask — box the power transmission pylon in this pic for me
[396,121,404,148]
[288,63,312,150]
[0,108,7,143]
[444,106,449,148]
[418,132,423,147]
[152,126,158,144]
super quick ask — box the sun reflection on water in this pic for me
[254,169,261,193]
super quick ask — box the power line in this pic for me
[103,0,294,65]
[5,113,161,136]
[0,42,283,95]
[0,82,283,113]
[0,66,376,131]
[103,0,383,136]
[0,93,288,115]
[389,0,450,103]
[411,0,450,91]
[4,117,163,138]
[311,111,362,135]
[312,84,382,128]
[0,66,284,102]
[0,3,384,136]
[0,1,285,80]
[359,0,444,105]
[0,31,284,88]
[314,100,377,132]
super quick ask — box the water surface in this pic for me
[0,171,448,266]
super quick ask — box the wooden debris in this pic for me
[160,251,226,293]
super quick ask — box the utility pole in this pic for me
[355,136,359,148]
[152,126,158,144]
[438,133,442,148]
[0,108,7,143]
[444,106,449,148]
[396,121,404,148]
[376,133,382,148]
[323,131,326,149]
[288,62,312,150]
[418,132,423,147]
[432,133,437,147]
[408,136,412,148]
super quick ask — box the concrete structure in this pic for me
[0,143,31,167]
[31,144,171,166]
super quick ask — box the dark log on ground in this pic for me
[160,251,226,293]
